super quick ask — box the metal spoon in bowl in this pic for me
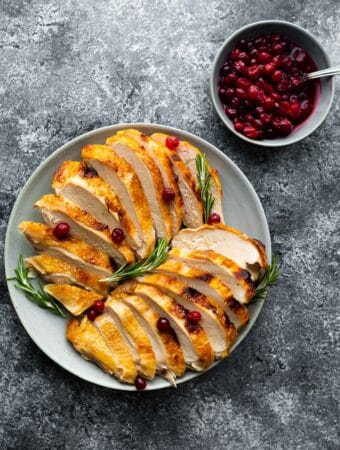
[305,65,340,80]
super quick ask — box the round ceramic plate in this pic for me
[5,123,271,391]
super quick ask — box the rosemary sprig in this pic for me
[102,238,170,284]
[8,255,66,317]
[252,256,279,303]
[196,154,215,223]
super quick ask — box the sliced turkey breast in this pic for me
[19,221,113,279]
[169,248,256,304]
[52,160,140,252]
[67,317,135,383]
[117,281,214,371]
[93,313,138,384]
[25,254,109,296]
[44,284,104,316]
[149,135,203,228]
[151,133,225,222]
[140,273,237,358]
[172,224,268,281]
[105,296,156,380]
[118,292,185,383]
[35,194,135,266]
[81,144,155,258]
[154,259,249,329]
[106,134,172,241]
[118,129,183,234]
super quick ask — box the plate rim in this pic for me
[5,122,271,391]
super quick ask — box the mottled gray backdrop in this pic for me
[0,0,339,449]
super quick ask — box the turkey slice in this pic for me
[19,221,113,279]
[67,317,135,384]
[117,281,214,371]
[25,254,109,296]
[106,134,172,241]
[82,144,155,258]
[154,258,249,329]
[169,248,256,304]
[44,284,105,316]
[139,273,237,358]
[35,194,135,266]
[105,296,156,380]
[52,160,140,253]
[117,129,183,234]
[172,224,268,281]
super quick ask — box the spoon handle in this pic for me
[306,65,340,80]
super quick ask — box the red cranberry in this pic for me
[157,317,171,333]
[87,308,97,321]
[225,107,237,119]
[234,60,247,76]
[187,310,202,325]
[165,135,180,150]
[207,212,221,224]
[93,300,105,313]
[224,73,237,86]
[238,51,249,62]
[253,119,263,129]
[135,376,147,391]
[248,65,262,80]
[272,43,285,54]
[111,228,124,244]
[261,96,275,111]
[162,187,175,202]
[234,120,245,132]
[260,112,273,125]
[274,118,293,136]
[271,70,283,83]
[243,125,259,139]
[235,87,246,99]
[248,85,261,101]
[225,87,235,99]
[263,62,276,75]
[229,48,241,60]
[279,100,291,115]
[230,96,240,108]
[53,222,70,239]
[257,51,271,63]
[236,77,251,90]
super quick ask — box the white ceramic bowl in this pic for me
[5,123,271,390]
[210,20,335,147]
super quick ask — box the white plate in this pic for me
[5,123,271,391]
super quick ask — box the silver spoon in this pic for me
[305,65,340,80]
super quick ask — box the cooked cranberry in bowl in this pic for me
[210,21,335,147]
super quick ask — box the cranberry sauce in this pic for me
[218,33,319,140]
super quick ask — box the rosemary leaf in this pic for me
[102,238,170,283]
[196,154,215,223]
[8,255,66,317]
[252,256,280,303]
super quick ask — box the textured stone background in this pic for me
[0,0,339,448]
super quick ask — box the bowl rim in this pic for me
[210,20,335,147]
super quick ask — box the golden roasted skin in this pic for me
[155,258,249,328]
[44,284,104,316]
[119,293,185,378]
[120,282,214,370]
[170,247,256,303]
[118,129,184,235]
[35,194,135,265]
[67,317,129,380]
[81,144,155,258]
[19,221,113,278]
[25,254,109,296]
[107,134,173,242]
[94,313,138,384]
[140,272,237,358]
[106,295,156,380]
[151,133,224,221]
[52,160,140,249]
[151,133,203,228]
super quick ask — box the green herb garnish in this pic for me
[196,154,215,223]
[252,256,279,303]
[102,238,170,284]
[7,255,66,317]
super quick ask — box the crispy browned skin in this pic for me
[81,144,155,257]
[44,284,104,316]
[25,254,109,296]
[19,221,113,276]
[66,317,136,384]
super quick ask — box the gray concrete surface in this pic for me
[0,0,339,448]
